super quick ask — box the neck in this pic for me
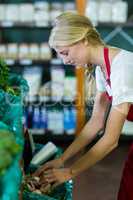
[88,45,120,70]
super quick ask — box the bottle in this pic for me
[39,104,47,133]
[53,107,64,135]
[64,107,70,134]
[27,104,33,129]
[32,106,41,131]
[64,107,77,135]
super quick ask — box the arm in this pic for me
[60,91,110,163]
[33,92,110,177]
[70,102,131,176]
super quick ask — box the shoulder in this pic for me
[111,49,133,82]
[111,50,133,105]
[111,49,133,69]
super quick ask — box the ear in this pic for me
[84,38,89,46]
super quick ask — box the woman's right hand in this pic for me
[33,157,64,177]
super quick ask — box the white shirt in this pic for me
[95,49,133,106]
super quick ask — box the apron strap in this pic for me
[104,47,111,86]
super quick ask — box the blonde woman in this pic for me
[34,11,133,199]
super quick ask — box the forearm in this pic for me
[61,118,103,163]
[70,134,117,176]
[70,104,128,177]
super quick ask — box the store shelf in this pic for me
[30,130,75,144]
[4,59,76,69]
[97,22,133,28]
[5,59,51,66]
[24,98,76,106]
[0,21,52,29]
[0,0,84,140]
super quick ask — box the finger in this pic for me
[44,174,55,180]
[33,165,52,176]
[43,163,54,171]
[43,169,53,175]
[41,177,57,184]
[33,167,44,176]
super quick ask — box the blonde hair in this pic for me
[49,11,104,48]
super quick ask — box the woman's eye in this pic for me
[61,51,68,56]
[64,52,68,56]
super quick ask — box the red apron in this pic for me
[103,48,133,200]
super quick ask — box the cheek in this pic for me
[76,50,86,61]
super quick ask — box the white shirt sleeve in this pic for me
[111,50,133,106]
[95,66,106,92]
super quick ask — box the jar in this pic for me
[40,43,52,60]
[112,0,128,23]
[85,0,99,26]
[7,43,18,59]
[29,44,40,60]
[19,43,30,59]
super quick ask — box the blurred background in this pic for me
[0,0,133,199]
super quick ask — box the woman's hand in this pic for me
[41,168,73,186]
[33,158,64,177]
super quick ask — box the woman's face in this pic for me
[55,40,90,66]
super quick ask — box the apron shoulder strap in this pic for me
[104,47,111,86]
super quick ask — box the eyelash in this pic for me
[60,52,68,56]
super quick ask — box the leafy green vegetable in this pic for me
[0,59,9,91]
[0,59,20,96]
[0,130,21,176]
[0,149,12,176]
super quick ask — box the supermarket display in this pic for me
[0,2,76,27]
[24,101,77,136]
[0,129,21,176]
[23,67,42,96]
[21,57,77,136]
[0,0,77,198]
[0,43,52,61]
[85,0,128,25]
[23,144,73,200]
[51,59,65,101]
[0,60,29,200]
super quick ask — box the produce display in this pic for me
[0,58,29,200]
[24,175,52,195]
[0,129,21,176]
[23,145,73,200]
[0,59,21,96]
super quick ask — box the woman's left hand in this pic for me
[41,168,73,186]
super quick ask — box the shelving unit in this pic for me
[75,0,86,135]
[0,22,53,29]
[0,0,86,143]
